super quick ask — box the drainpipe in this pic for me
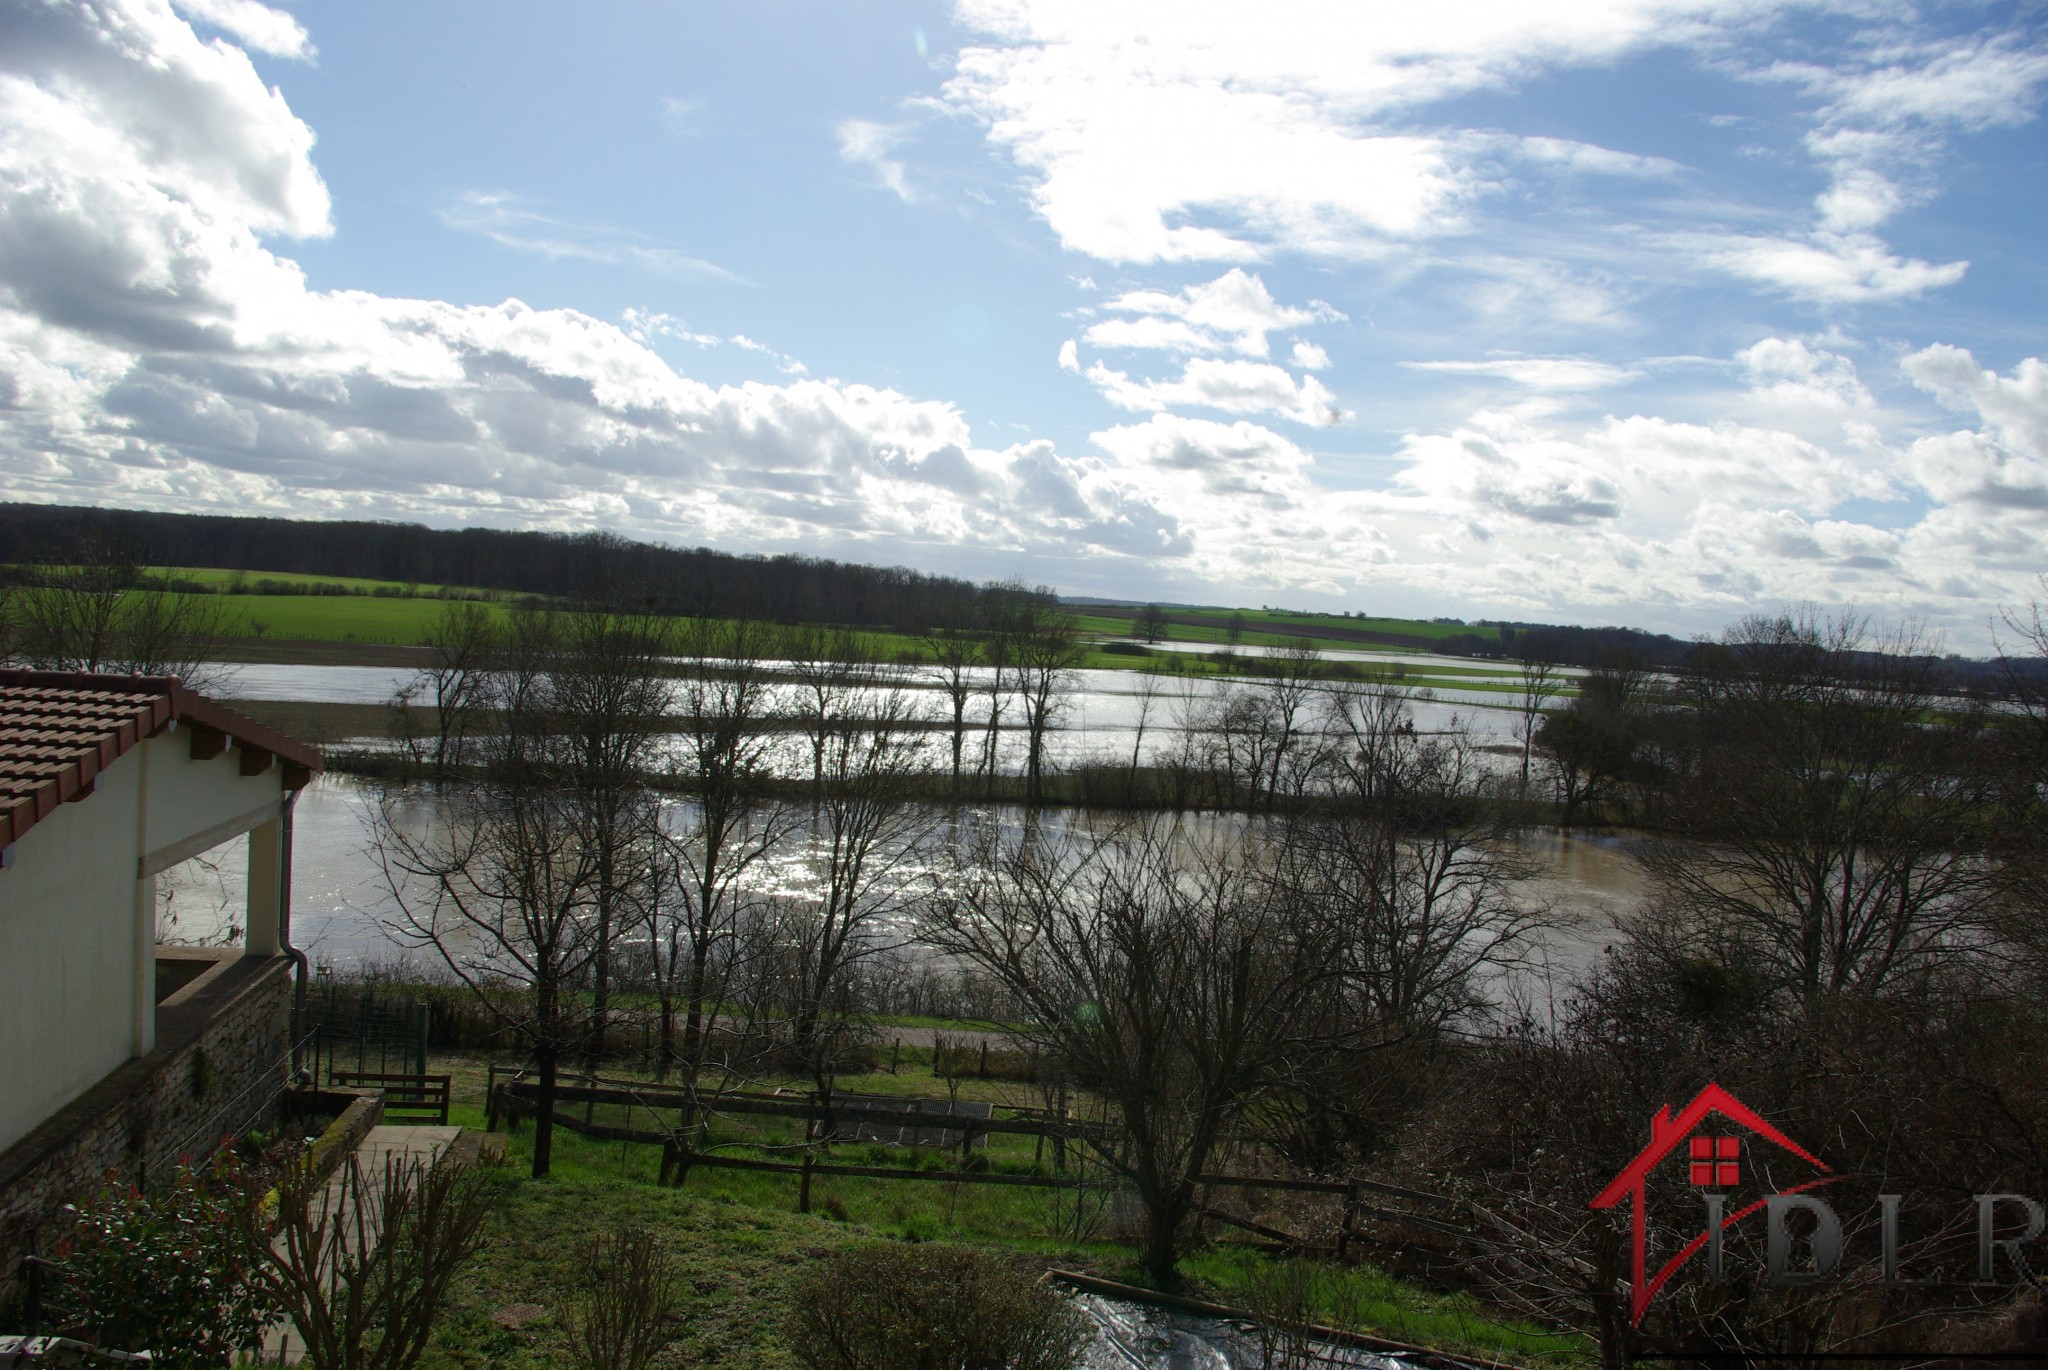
[279,786,312,1083]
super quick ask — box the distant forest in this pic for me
[0,503,988,631]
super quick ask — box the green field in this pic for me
[17,565,1554,696]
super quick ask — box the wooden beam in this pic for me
[188,725,228,761]
[282,762,313,791]
[239,745,273,777]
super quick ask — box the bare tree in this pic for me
[1512,653,1561,800]
[1009,591,1084,807]
[1639,611,1993,998]
[1308,682,1549,1029]
[549,602,672,1065]
[11,535,234,687]
[643,617,788,1086]
[922,618,982,798]
[976,583,1029,792]
[375,618,603,1178]
[784,623,874,791]
[780,678,934,1088]
[392,599,500,778]
[1123,664,1168,803]
[926,815,1341,1283]
[1134,603,1169,644]
[1258,637,1323,808]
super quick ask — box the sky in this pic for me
[0,1,2044,647]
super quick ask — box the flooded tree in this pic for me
[391,598,499,778]
[779,677,934,1090]
[549,601,673,1064]
[642,617,788,1087]
[374,615,607,1178]
[922,615,982,799]
[1639,612,1994,998]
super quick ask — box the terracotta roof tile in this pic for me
[0,671,323,851]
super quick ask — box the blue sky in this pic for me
[0,0,2044,645]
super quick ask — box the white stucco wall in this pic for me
[0,726,288,1156]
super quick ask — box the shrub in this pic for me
[569,1226,677,1370]
[786,1242,1090,1370]
[50,1158,279,1368]
[241,1150,492,1370]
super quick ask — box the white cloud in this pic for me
[1089,269,1342,357]
[1086,357,1345,426]
[1057,338,1079,372]
[1289,341,1329,371]
[1405,356,1639,391]
[1701,231,1966,303]
[1902,344,2048,511]
[1767,36,2048,135]
[170,0,310,59]
[439,193,737,281]
[940,0,1820,264]
[836,119,915,201]
[1511,135,1679,178]
[1738,336,1870,412]
[619,308,720,348]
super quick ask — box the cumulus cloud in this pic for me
[171,0,310,59]
[1902,344,2048,512]
[1085,269,1342,358]
[1738,337,1871,412]
[1289,341,1329,371]
[1086,358,1345,426]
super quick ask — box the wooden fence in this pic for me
[484,1070,1486,1252]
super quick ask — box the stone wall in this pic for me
[0,953,295,1306]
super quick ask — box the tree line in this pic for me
[0,503,987,630]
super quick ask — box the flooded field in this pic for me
[160,774,1646,988]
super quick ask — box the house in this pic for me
[1589,1081,1833,1325]
[0,671,322,1299]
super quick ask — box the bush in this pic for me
[569,1226,677,1370]
[786,1243,1090,1370]
[50,1159,279,1367]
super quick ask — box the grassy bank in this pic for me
[416,1055,1588,1369]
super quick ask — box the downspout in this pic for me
[279,786,311,1082]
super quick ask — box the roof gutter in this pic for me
[279,785,312,1083]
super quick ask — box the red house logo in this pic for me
[1589,1082,1835,1325]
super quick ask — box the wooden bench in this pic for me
[330,1071,451,1126]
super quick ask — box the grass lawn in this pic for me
[420,1054,1589,1369]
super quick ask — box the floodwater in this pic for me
[159,773,1648,988]
[217,660,1526,772]
[1075,1291,1427,1368]
[154,655,1644,976]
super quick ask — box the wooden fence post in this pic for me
[799,1154,814,1214]
[1339,1178,1361,1260]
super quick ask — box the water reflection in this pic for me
[162,775,1649,988]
